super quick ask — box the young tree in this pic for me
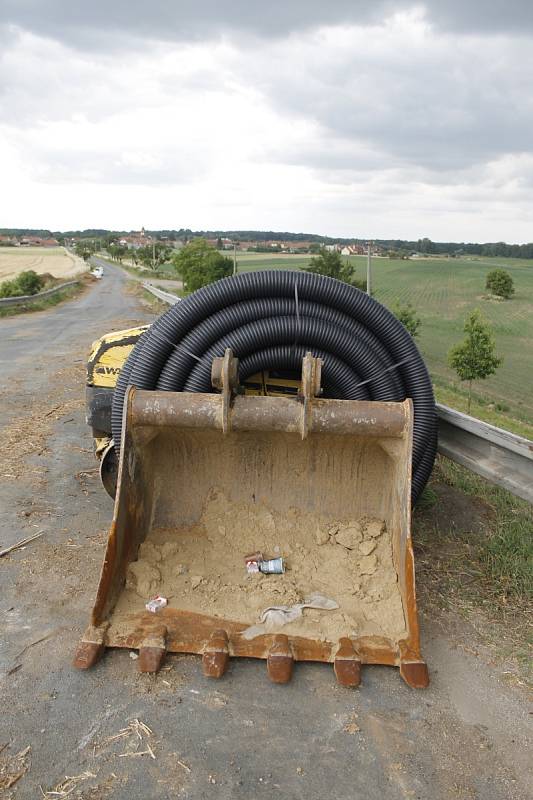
[393,303,421,337]
[173,237,233,292]
[485,269,514,299]
[448,309,502,412]
[137,243,173,270]
[107,244,128,263]
[75,242,92,262]
[306,248,365,289]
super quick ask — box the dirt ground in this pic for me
[0,262,531,800]
[0,246,86,281]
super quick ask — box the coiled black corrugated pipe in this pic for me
[111,271,436,502]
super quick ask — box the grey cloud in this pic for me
[249,30,533,176]
[2,0,533,209]
[2,1,533,51]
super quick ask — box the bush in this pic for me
[173,238,233,292]
[494,401,509,412]
[14,270,43,295]
[393,303,421,337]
[486,269,514,299]
[306,248,366,289]
[0,270,43,298]
[0,279,18,298]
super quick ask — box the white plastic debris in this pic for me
[242,593,339,639]
[145,595,168,613]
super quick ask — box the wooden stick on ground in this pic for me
[0,530,45,558]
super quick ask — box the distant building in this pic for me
[18,236,59,247]
[118,230,153,249]
[340,244,366,256]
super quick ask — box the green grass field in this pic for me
[233,253,533,432]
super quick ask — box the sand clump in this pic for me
[126,561,161,597]
[116,490,407,643]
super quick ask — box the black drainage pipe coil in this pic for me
[111,270,436,502]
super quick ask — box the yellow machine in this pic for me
[87,325,302,493]
[87,326,148,441]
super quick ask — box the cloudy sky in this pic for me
[1,1,532,240]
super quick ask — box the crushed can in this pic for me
[259,557,285,574]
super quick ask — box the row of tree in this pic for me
[106,243,174,269]
[4,227,533,260]
[387,238,533,259]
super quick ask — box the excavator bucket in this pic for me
[74,350,428,688]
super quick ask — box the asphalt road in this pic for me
[0,260,143,382]
[0,268,531,800]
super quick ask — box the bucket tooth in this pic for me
[334,638,361,687]
[202,629,230,679]
[267,635,294,684]
[399,659,429,689]
[399,642,429,688]
[138,629,167,674]
[73,641,105,670]
[73,623,109,670]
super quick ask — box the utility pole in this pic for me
[366,241,372,297]
[233,241,237,275]
[152,240,156,271]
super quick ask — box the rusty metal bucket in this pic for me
[74,351,428,688]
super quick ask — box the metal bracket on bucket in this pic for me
[211,348,324,440]
[211,349,239,434]
[299,352,323,439]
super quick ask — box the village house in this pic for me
[19,236,59,247]
[118,227,152,249]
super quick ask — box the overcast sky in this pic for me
[1,1,532,240]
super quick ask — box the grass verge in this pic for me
[0,282,86,318]
[122,280,171,315]
[98,255,173,280]
[433,376,533,439]
[414,456,532,685]
[141,288,172,313]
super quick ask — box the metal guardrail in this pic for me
[90,256,182,305]
[142,282,182,305]
[0,280,80,308]
[134,277,533,503]
[436,404,533,504]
